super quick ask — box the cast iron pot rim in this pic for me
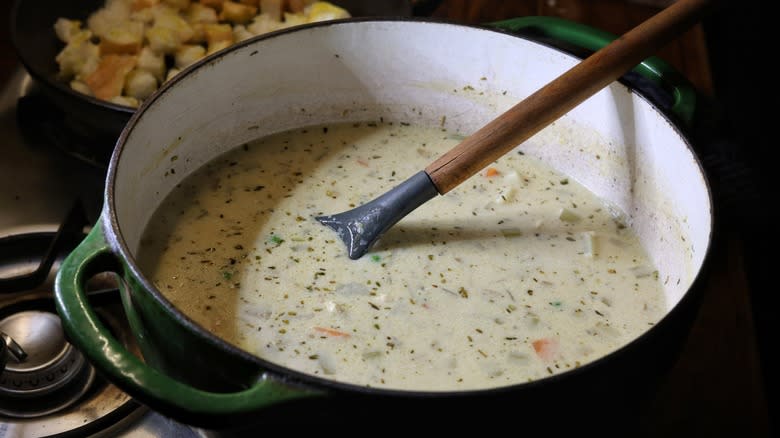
[103,16,716,398]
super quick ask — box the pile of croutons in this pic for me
[53,0,350,107]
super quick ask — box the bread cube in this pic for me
[203,23,234,43]
[87,0,132,38]
[109,95,140,107]
[124,68,159,99]
[288,0,314,13]
[219,1,257,24]
[162,0,192,11]
[174,44,206,68]
[232,24,253,41]
[199,0,225,11]
[207,39,231,55]
[84,54,138,100]
[146,26,180,53]
[69,80,93,96]
[165,67,181,82]
[99,21,145,55]
[153,7,195,42]
[185,3,218,23]
[247,13,282,35]
[259,0,283,21]
[55,30,100,80]
[136,46,166,82]
[54,18,83,43]
[306,2,350,22]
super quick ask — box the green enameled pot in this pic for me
[55,17,712,432]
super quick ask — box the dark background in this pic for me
[703,2,773,436]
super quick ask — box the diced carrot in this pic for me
[531,337,558,361]
[484,167,500,177]
[314,326,350,337]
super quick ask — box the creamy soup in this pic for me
[137,121,665,391]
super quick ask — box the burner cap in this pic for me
[0,311,96,418]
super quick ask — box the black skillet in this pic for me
[9,0,442,145]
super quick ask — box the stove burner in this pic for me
[0,200,142,436]
[0,202,88,292]
[0,311,97,418]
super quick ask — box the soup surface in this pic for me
[138,121,665,391]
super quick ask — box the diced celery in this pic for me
[582,231,596,257]
[559,208,581,223]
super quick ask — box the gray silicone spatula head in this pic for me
[315,171,438,260]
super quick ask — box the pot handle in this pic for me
[54,224,319,425]
[488,15,697,126]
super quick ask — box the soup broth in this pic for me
[137,121,665,391]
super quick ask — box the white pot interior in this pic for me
[110,20,711,312]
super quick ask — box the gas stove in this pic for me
[0,68,199,437]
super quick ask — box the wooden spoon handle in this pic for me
[425,0,710,194]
